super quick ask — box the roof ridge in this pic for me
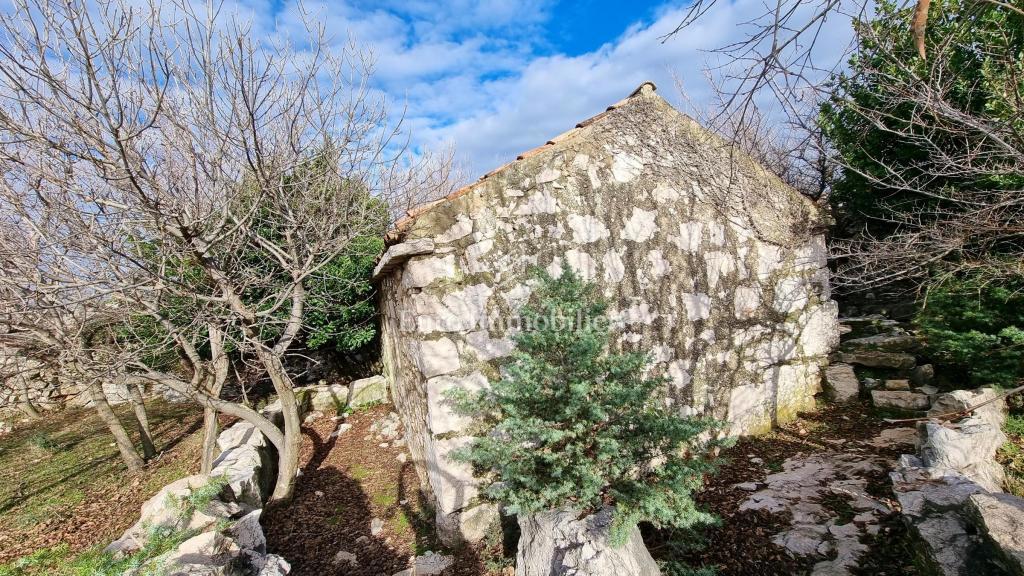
[389,81,660,238]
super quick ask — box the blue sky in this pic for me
[241,0,857,176]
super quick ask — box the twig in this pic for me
[883,383,1024,424]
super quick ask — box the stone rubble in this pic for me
[392,551,455,576]
[739,452,891,576]
[891,388,1022,576]
[107,402,296,574]
[824,363,860,402]
[871,390,931,411]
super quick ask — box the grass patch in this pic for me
[392,510,411,536]
[348,464,371,481]
[0,476,230,576]
[0,401,204,566]
[999,414,1024,497]
[372,490,398,508]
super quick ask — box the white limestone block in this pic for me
[681,292,712,321]
[647,250,670,278]
[734,286,761,319]
[672,221,704,252]
[611,152,643,183]
[515,189,560,215]
[465,239,494,274]
[705,251,736,288]
[403,255,456,289]
[427,437,479,515]
[463,330,515,361]
[536,167,562,184]
[621,208,658,242]
[415,338,461,378]
[565,249,597,280]
[437,217,474,244]
[567,214,611,244]
[427,372,489,435]
[603,250,626,283]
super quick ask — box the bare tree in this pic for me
[0,0,453,500]
[0,215,149,470]
[674,74,833,199]
[669,0,1023,294]
[824,4,1024,291]
[665,0,869,132]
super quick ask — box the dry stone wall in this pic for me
[377,85,838,544]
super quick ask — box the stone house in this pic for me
[372,82,839,544]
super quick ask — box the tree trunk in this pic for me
[270,383,302,502]
[258,351,302,503]
[88,382,145,472]
[201,325,230,473]
[127,383,156,459]
[18,380,41,419]
[200,406,219,473]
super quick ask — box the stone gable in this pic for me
[374,82,839,545]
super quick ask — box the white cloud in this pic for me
[409,1,857,174]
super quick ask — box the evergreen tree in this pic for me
[449,265,720,544]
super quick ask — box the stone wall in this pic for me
[376,84,838,543]
[106,414,289,575]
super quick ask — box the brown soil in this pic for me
[0,401,206,563]
[262,405,505,576]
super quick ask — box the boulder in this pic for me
[217,422,268,453]
[349,375,389,407]
[211,445,270,508]
[295,384,350,413]
[928,388,1006,429]
[871,390,930,411]
[911,364,936,387]
[884,379,910,390]
[436,502,499,546]
[824,364,860,402]
[106,475,237,556]
[889,456,999,576]
[162,530,238,575]
[967,493,1024,576]
[258,555,292,575]
[393,552,455,576]
[516,507,660,576]
[838,315,901,333]
[834,350,915,370]
[918,419,1006,492]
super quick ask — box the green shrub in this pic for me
[915,275,1024,388]
[449,265,720,544]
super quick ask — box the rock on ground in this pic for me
[295,383,350,413]
[516,507,661,576]
[841,333,918,352]
[919,420,1006,492]
[834,350,916,370]
[871,390,930,411]
[739,452,890,576]
[349,375,389,407]
[824,364,860,402]
[890,386,1013,576]
[393,552,455,576]
[967,493,1024,575]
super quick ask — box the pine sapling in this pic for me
[448,265,721,544]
